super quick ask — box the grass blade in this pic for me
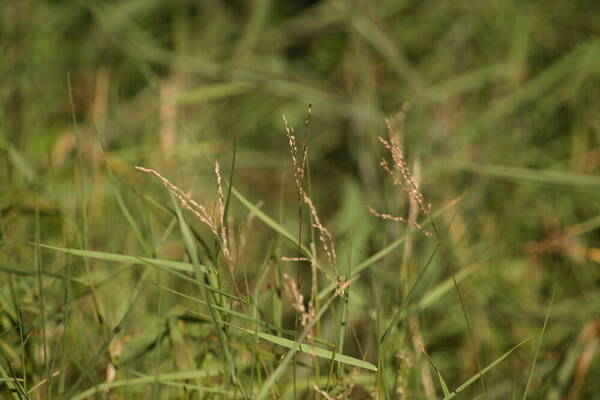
[237,328,377,372]
[171,194,247,398]
[111,182,152,255]
[34,207,50,398]
[442,339,530,400]
[69,370,223,400]
[522,285,557,399]
[448,162,600,189]
[35,243,200,273]
[35,244,242,301]
[232,187,312,257]
[255,291,346,400]
[421,347,451,397]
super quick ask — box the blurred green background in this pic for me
[1,0,600,399]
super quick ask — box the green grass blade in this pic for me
[522,285,557,399]
[222,136,237,234]
[35,244,242,302]
[7,273,28,398]
[250,250,273,393]
[421,349,451,398]
[448,162,600,189]
[4,142,36,182]
[255,293,343,400]
[34,207,51,398]
[35,243,200,273]
[158,284,294,337]
[62,271,146,399]
[171,195,247,398]
[442,339,530,400]
[111,181,152,255]
[336,235,352,377]
[69,370,224,400]
[174,304,333,350]
[232,187,312,257]
[236,328,377,372]
[57,252,73,396]
[176,82,252,105]
[0,333,28,399]
[0,263,89,286]
[416,264,482,311]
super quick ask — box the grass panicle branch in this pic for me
[283,113,337,272]
[368,117,432,237]
[281,111,343,336]
[135,165,232,264]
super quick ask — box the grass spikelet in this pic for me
[368,116,432,236]
[214,161,232,263]
[283,273,314,331]
[283,112,337,271]
[135,165,232,263]
[367,205,431,236]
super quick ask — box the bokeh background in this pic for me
[2,0,599,399]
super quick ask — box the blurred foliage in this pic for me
[1,0,599,398]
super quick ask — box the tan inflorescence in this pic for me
[368,117,432,237]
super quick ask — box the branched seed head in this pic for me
[368,116,432,236]
[135,165,233,262]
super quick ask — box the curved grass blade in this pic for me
[255,291,350,400]
[442,339,530,400]
[34,207,50,397]
[222,136,236,230]
[0,350,28,400]
[237,328,377,372]
[158,284,296,338]
[172,195,247,399]
[522,285,557,399]
[0,263,88,285]
[69,370,224,400]
[34,243,199,273]
[448,162,600,189]
[421,346,451,397]
[35,244,241,301]
[111,182,152,255]
[232,187,311,257]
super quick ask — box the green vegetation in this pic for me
[1,0,599,398]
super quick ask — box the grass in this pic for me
[1,0,599,399]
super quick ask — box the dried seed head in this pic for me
[368,117,432,236]
[214,161,231,263]
[283,111,337,272]
[135,165,233,262]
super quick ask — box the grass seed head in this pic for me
[368,117,432,237]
